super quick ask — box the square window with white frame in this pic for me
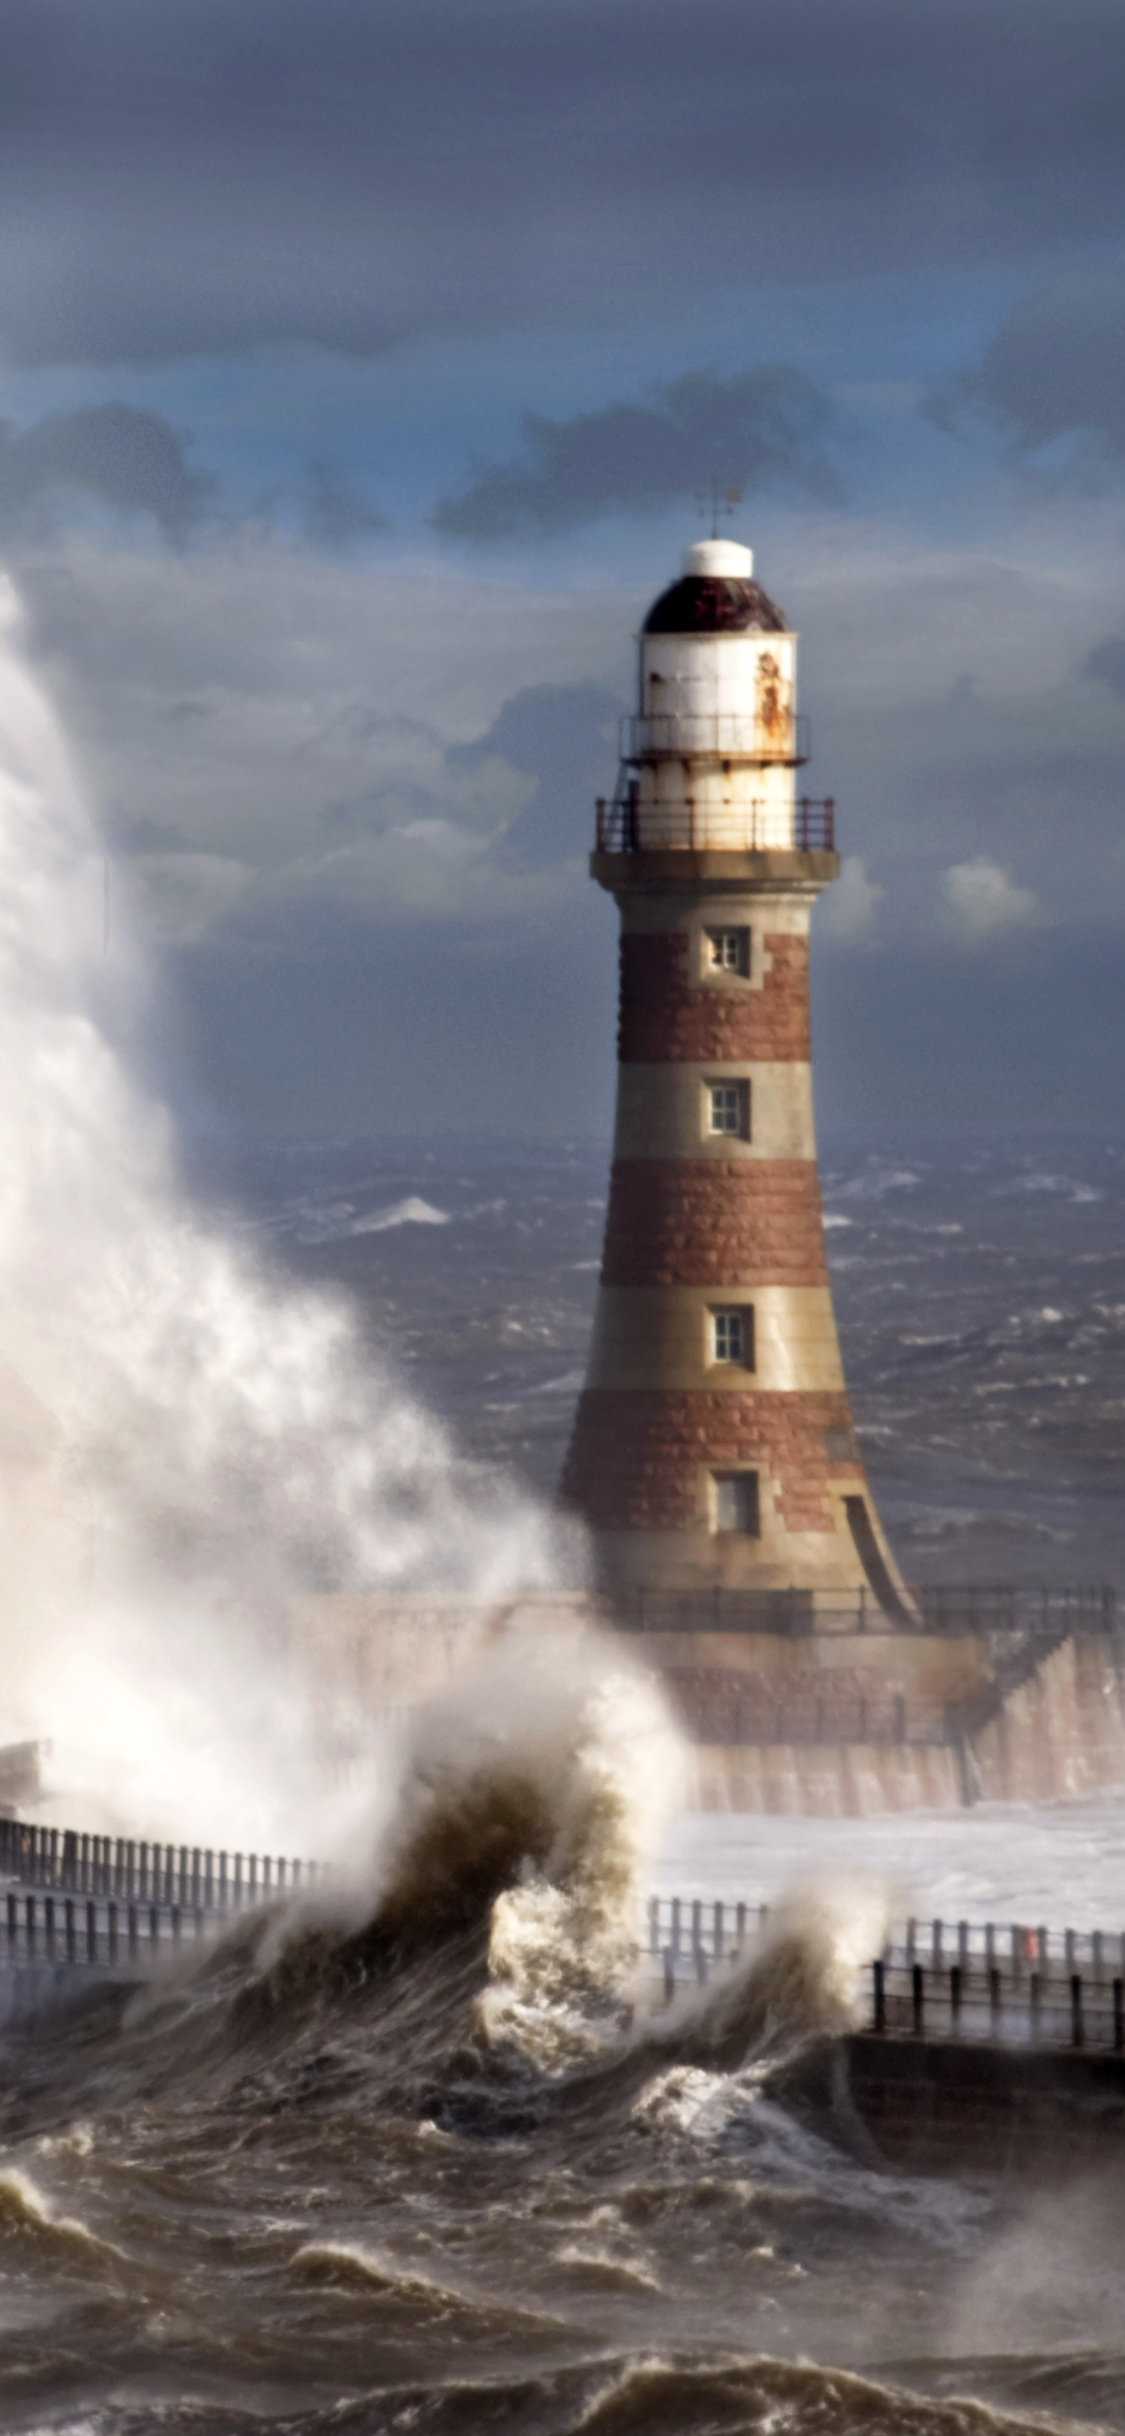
[706,926,750,977]
[711,1306,754,1367]
[706,1078,750,1139]
[711,1470,760,1535]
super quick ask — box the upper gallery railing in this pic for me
[594,794,835,854]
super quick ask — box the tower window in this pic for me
[711,1471,760,1535]
[706,927,749,977]
[706,1078,750,1139]
[711,1307,754,1367]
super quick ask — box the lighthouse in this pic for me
[563,538,908,1616]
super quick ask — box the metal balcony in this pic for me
[594,794,835,854]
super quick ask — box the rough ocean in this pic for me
[4,1631,1125,2436]
[185,1123,1125,1591]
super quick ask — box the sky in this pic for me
[4,0,1125,1139]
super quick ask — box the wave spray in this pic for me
[0,576,572,1847]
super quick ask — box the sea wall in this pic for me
[288,1596,1125,1815]
[690,1738,964,1814]
[970,1632,1125,1803]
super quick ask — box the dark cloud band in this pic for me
[0,1,1122,366]
[435,370,840,540]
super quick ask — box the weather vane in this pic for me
[694,478,743,539]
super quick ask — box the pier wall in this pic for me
[287,1595,1125,1815]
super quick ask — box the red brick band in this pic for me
[619,932,810,1063]
[562,1387,864,1536]
[601,1159,829,1288]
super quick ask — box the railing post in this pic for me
[670,1896,681,1958]
[735,1900,746,1947]
[86,1899,97,1963]
[1114,1980,1124,2052]
[912,1962,924,2035]
[107,1902,118,1964]
[873,1958,886,2033]
[1030,1971,1042,2041]
[662,1947,675,2005]
[989,1965,1001,2032]
[713,1900,723,1961]
[26,1893,36,1957]
[44,1894,55,1958]
[950,1964,962,2031]
[65,1897,76,1963]
[1071,1973,1084,2049]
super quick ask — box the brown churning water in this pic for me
[1,1643,1123,2436]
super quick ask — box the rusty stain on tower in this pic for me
[563,538,910,1617]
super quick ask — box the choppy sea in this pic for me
[186,1126,1125,1592]
[3,1127,1124,2435]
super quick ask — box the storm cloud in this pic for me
[0,404,210,541]
[935,271,1125,468]
[0,0,1123,366]
[435,371,839,539]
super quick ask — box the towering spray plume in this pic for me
[0,577,572,1844]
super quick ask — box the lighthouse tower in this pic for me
[562,539,908,1614]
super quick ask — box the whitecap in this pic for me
[528,1370,586,1396]
[0,2166,124,2261]
[349,1196,451,1233]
